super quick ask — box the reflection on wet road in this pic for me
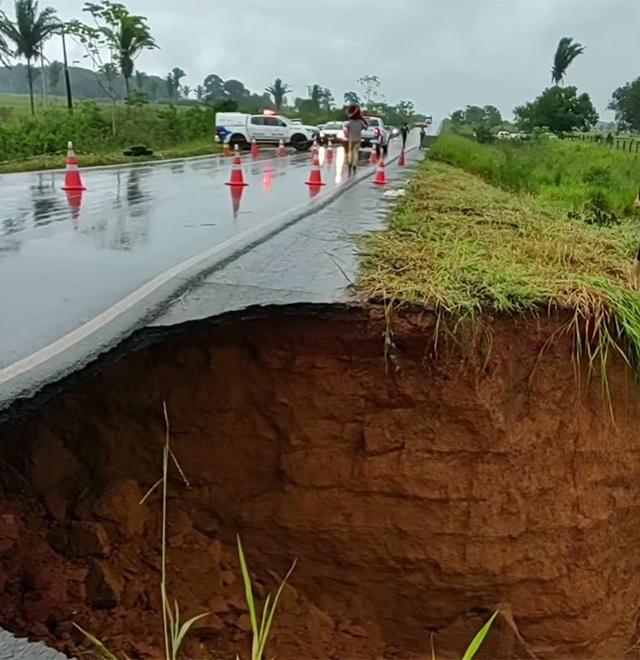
[0,141,403,371]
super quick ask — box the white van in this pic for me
[216,112,314,151]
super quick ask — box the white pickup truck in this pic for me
[216,112,314,151]
[362,116,390,155]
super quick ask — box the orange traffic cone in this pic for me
[305,151,325,186]
[326,140,334,163]
[223,139,231,157]
[278,139,287,158]
[226,154,249,187]
[373,157,387,185]
[251,138,259,159]
[398,149,406,166]
[62,141,86,191]
[369,145,378,166]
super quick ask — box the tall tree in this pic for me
[47,59,62,91]
[609,78,640,132]
[343,90,360,106]
[182,84,191,99]
[195,84,204,101]
[265,77,291,110]
[321,87,334,111]
[395,100,415,124]
[169,66,186,98]
[357,74,381,108]
[307,83,322,112]
[515,85,597,134]
[203,73,225,99]
[0,0,59,115]
[166,73,175,100]
[551,37,585,86]
[74,1,157,100]
[483,105,502,127]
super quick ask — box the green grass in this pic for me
[430,132,640,217]
[0,91,74,118]
[360,159,640,381]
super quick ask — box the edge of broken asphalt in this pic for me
[0,146,418,415]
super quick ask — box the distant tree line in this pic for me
[449,37,617,138]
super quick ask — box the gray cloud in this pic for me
[40,0,640,123]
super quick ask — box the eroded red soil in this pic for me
[0,306,639,659]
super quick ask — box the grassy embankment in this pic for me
[360,133,640,383]
[0,92,221,173]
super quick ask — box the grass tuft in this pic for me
[359,158,640,386]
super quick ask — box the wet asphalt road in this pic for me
[0,138,409,405]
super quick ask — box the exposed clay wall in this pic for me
[1,306,640,658]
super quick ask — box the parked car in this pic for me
[215,112,314,151]
[496,131,512,140]
[319,122,347,145]
[289,119,321,143]
[362,116,390,154]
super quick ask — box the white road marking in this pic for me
[0,146,412,388]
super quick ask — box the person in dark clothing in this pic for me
[419,127,427,149]
[400,123,410,148]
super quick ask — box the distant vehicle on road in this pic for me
[216,112,314,151]
[319,122,347,145]
[389,127,400,138]
[496,130,512,140]
[362,116,390,154]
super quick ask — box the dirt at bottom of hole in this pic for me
[1,305,640,659]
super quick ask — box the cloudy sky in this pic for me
[37,0,640,123]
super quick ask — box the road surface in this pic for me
[0,138,409,408]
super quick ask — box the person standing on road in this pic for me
[344,105,368,175]
[419,127,427,150]
[400,123,410,149]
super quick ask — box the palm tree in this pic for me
[0,0,59,116]
[307,83,322,112]
[552,37,585,86]
[101,12,157,99]
[344,91,360,106]
[265,77,291,111]
[182,85,191,99]
[0,33,10,64]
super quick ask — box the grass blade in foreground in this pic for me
[72,623,123,660]
[461,611,498,660]
[237,535,296,660]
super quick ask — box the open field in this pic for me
[429,132,640,216]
